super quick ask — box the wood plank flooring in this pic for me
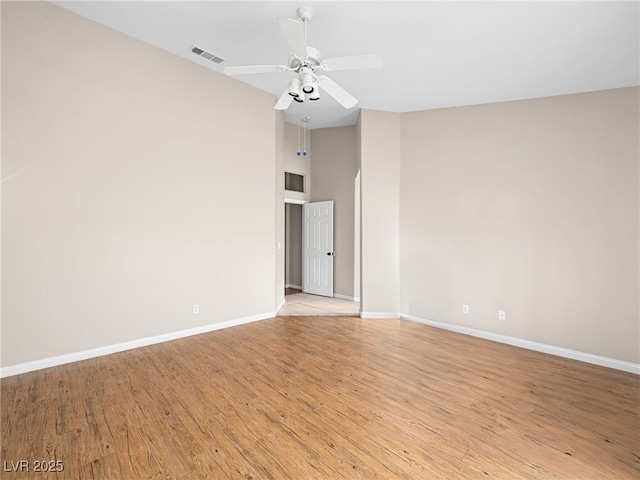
[1,316,639,479]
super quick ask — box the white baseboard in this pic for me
[333,293,360,302]
[284,288,359,303]
[5,309,635,377]
[360,311,401,319]
[0,310,278,378]
[401,314,640,375]
[276,297,286,313]
[283,286,359,303]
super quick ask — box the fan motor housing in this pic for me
[289,46,322,71]
[297,6,314,22]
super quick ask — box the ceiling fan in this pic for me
[223,6,383,110]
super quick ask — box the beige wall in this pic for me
[359,110,402,315]
[400,88,640,364]
[274,111,286,308]
[2,2,278,367]
[282,120,307,290]
[310,126,357,298]
[283,122,311,203]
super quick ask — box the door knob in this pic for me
[327,252,334,256]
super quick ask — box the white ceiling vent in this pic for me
[191,45,224,64]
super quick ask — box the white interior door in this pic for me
[302,201,334,297]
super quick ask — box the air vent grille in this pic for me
[191,45,224,64]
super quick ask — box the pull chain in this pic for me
[297,117,310,157]
[303,124,307,156]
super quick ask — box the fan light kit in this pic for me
[223,6,383,110]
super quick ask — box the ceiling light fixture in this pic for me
[300,66,315,94]
[224,6,383,112]
[309,82,320,101]
[288,77,302,98]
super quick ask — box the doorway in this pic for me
[278,291,360,316]
[284,203,303,291]
[282,200,359,316]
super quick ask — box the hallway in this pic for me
[278,289,360,316]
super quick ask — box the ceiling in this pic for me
[54,1,639,130]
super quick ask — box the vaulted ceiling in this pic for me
[54,1,639,129]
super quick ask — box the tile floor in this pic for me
[278,291,360,316]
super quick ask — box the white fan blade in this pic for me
[223,65,288,76]
[317,76,358,109]
[278,17,308,58]
[321,53,383,71]
[274,88,293,110]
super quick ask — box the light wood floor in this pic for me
[1,317,638,479]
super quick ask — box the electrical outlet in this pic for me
[193,304,200,314]
[498,310,506,321]
[462,304,469,314]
